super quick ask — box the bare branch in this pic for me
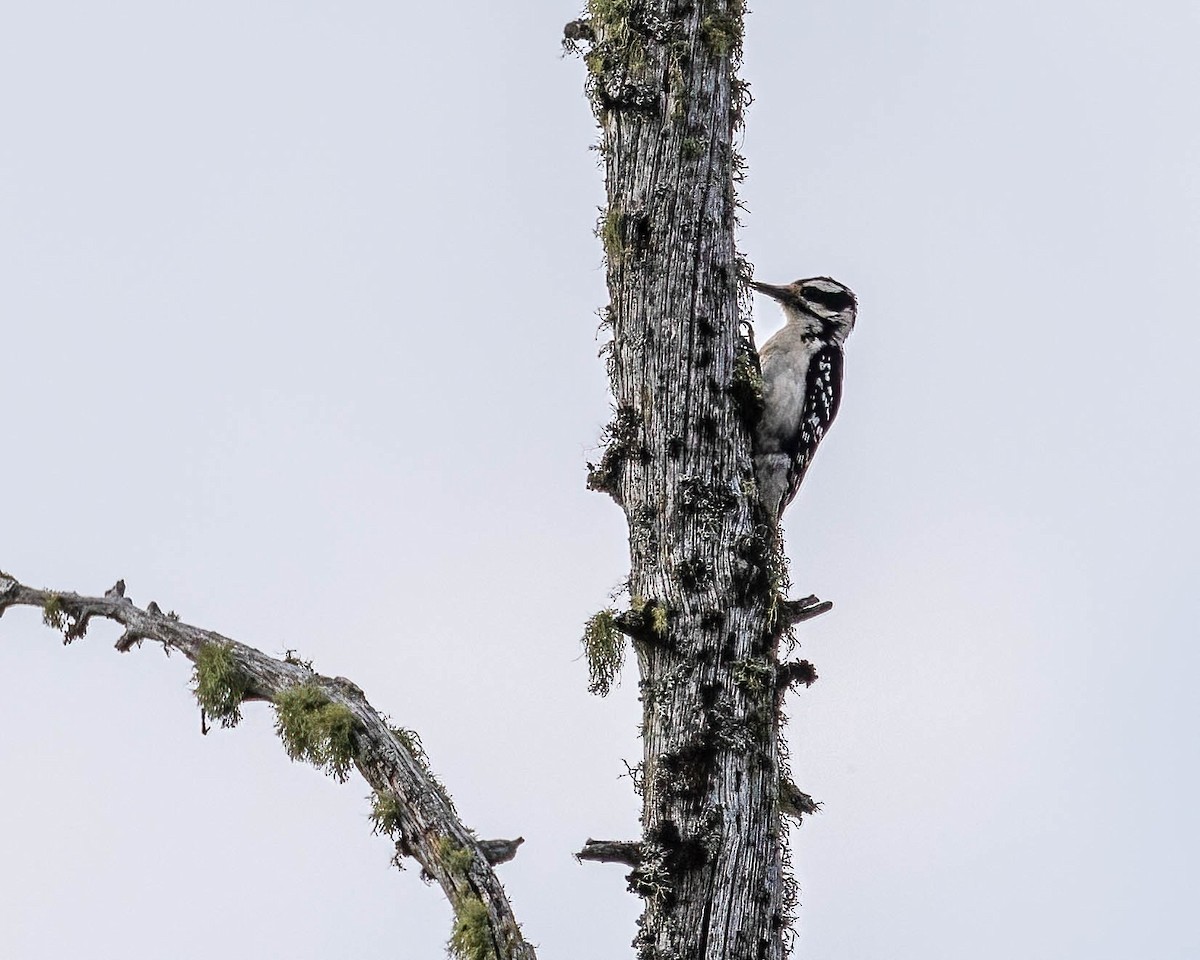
[779,780,821,822]
[575,839,643,867]
[0,571,536,960]
[778,594,834,628]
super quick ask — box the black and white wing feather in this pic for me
[780,344,844,512]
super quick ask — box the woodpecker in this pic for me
[750,276,858,519]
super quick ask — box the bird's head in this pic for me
[751,276,858,343]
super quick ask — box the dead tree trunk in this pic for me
[571,2,810,957]
[1,6,824,958]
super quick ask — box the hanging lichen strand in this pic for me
[574,1,796,958]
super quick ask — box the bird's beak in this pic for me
[749,280,796,303]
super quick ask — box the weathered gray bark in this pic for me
[571,2,809,958]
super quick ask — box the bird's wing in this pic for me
[782,344,844,509]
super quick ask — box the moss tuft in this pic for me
[41,594,66,631]
[656,738,717,801]
[650,604,669,638]
[597,205,652,265]
[586,0,631,38]
[192,642,251,728]
[731,657,773,694]
[273,684,359,782]
[583,608,624,696]
[700,0,745,59]
[732,529,790,611]
[369,791,405,838]
[628,844,673,902]
[730,348,765,428]
[584,47,609,77]
[681,136,707,160]
[449,895,495,960]
[438,835,476,877]
[630,596,669,640]
[389,725,458,813]
[283,648,314,671]
[701,13,742,58]
[587,405,646,497]
[679,477,737,532]
[600,205,624,262]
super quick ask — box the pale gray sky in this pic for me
[2,2,1198,958]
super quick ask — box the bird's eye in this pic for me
[803,287,855,312]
